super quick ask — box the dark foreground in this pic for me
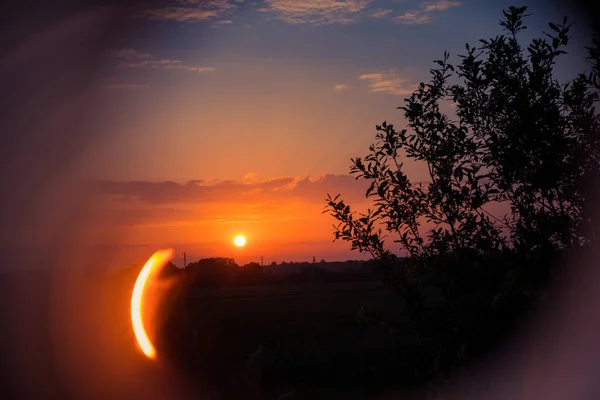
[178,282,410,398]
[0,270,422,399]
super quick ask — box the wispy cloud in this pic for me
[115,51,216,73]
[140,0,238,22]
[260,0,372,25]
[113,48,151,61]
[370,8,392,18]
[395,10,433,24]
[422,0,462,12]
[334,83,349,92]
[142,8,219,21]
[120,59,183,68]
[90,175,377,241]
[101,208,196,229]
[395,0,461,24]
[357,71,413,95]
[243,172,258,184]
[216,19,233,24]
[91,174,369,205]
[104,84,150,89]
[123,61,216,72]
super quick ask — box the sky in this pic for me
[71,0,594,266]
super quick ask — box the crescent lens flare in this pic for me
[131,249,173,359]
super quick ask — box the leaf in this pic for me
[453,166,464,182]
[553,37,560,49]
[366,181,376,197]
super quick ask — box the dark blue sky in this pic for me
[85,0,594,183]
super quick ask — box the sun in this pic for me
[234,235,246,247]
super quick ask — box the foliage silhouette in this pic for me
[238,262,264,285]
[184,257,238,287]
[325,5,600,378]
[157,261,181,279]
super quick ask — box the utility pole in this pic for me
[260,256,264,266]
[183,252,187,269]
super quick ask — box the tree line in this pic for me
[158,257,380,287]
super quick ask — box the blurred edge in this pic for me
[0,2,163,399]
[0,1,598,399]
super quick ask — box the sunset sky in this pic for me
[78,0,593,266]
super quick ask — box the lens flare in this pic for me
[131,249,173,359]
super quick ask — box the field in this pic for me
[0,272,422,399]
[178,282,415,398]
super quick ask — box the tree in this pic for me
[157,261,181,279]
[325,6,600,377]
[185,257,238,287]
[238,262,264,285]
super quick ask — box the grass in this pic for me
[0,270,421,399]
[177,282,413,397]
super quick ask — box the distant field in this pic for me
[187,281,385,299]
[182,282,414,398]
[0,272,416,398]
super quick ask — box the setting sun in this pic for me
[234,235,246,247]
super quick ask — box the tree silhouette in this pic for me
[325,6,600,377]
[184,257,238,287]
[157,261,181,279]
[238,262,264,285]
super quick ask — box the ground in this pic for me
[0,271,425,399]
[177,282,412,398]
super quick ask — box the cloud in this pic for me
[216,19,233,24]
[187,67,216,72]
[120,59,182,67]
[422,0,462,12]
[103,208,196,228]
[113,48,151,60]
[394,10,432,24]
[104,84,150,89]
[142,8,219,21]
[260,0,372,25]
[334,83,348,92]
[358,73,383,80]
[370,8,392,18]
[140,0,238,22]
[395,0,461,24]
[117,56,215,73]
[90,174,370,205]
[243,172,258,184]
[357,71,414,95]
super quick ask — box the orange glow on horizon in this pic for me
[103,196,376,263]
[131,248,173,359]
